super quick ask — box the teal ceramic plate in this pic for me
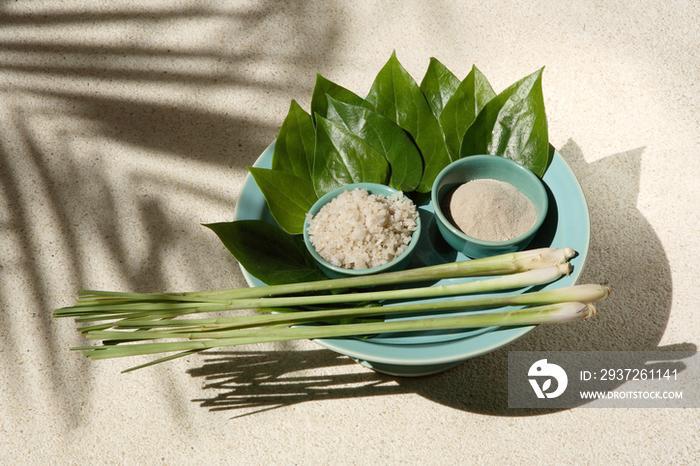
[234,144,590,377]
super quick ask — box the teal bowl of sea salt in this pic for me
[304,183,422,279]
[431,155,548,259]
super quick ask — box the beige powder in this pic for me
[443,179,536,242]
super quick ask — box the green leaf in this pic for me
[440,65,496,160]
[364,51,452,193]
[204,220,326,285]
[312,115,391,197]
[419,57,461,118]
[460,67,551,178]
[272,100,315,180]
[310,74,365,122]
[325,95,423,192]
[248,167,318,235]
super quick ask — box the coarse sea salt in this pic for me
[306,188,418,270]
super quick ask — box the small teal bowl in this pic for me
[303,183,422,279]
[431,155,548,258]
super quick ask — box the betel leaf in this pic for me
[460,67,551,178]
[248,167,318,235]
[325,95,423,192]
[440,65,496,160]
[310,73,365,122]
[363,51,453,193]
[272,100,315,180]
[312,115,390,197]
[204,220,326,285]
[419,57,461,118]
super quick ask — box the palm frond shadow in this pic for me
[0,1,344,428]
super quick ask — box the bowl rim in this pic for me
[430,154,549,247]
[303,182,422,276]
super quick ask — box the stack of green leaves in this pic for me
[215,52,552,286]
[252,52,550,235]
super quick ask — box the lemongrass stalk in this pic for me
[76,302,597,361]
[60,263,572,320]
[111,285,610,333]
[61,247,574,313]
[182,246,574,299]
[198,263,571,311]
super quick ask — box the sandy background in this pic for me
[1,1,699,464]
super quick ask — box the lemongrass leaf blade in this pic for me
[121,349,206,373]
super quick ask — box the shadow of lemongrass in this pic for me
[187,350,410,419]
